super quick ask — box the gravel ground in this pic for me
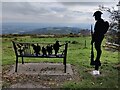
[2,63,81,88]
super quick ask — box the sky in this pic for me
[1,0,119,25]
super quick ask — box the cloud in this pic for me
[1,0,118,2]
[2,2,118,23]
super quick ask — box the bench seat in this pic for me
[18,54,65,58]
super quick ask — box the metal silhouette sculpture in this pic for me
[42,46,47,56]
[17,43,24,55]
[32,44,41,56]
[53,40,62,56]
[46,44,53,55]
[91,11,109,73]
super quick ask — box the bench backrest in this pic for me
[12,41,68,57]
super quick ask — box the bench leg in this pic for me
[22,57,24,64]
[64,57,66,73]
[63,58,65,65]
[15,56,18,72]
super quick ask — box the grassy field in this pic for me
[1,35,119,88]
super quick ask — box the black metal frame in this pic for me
[12,41,68,73]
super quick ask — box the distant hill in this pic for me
[21,27,81,35]
[2,22,91,34]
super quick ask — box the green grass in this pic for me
[1,36,119,88]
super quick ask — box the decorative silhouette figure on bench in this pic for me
[42,46,47,56]
[24,44,31,55]
[53,41,63,56]
[46,44,53,55]
[32,44,41,56]
[17,43,24,55]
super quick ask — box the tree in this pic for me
[99,1,120,45]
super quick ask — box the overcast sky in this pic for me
[2,0,118,24]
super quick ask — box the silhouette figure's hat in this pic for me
[93,11,103,16]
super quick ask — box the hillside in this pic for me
[21,27,81,34]
[2,22,90,34]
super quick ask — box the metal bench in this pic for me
[12,41,68,73]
